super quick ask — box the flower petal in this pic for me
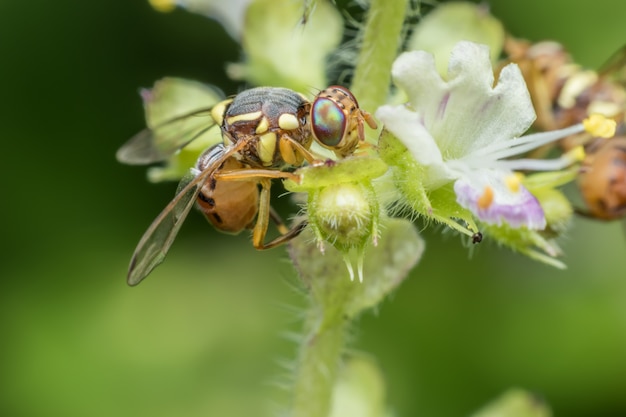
[390,50,449,136]
[376,105,453,187]
[390,42,536,159]
[454,174,546,230]
[443,42,537,154]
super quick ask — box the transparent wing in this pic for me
[126,142,245,286]
[116,107,217,165]
[598,44,626,84]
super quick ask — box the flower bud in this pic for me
[309,182,379,252]
[284,155,388,282]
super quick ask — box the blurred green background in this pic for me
[2,1,626,416]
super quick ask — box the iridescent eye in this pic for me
[311,97,347,148]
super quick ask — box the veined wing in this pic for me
[598,44,626,85]
[126,141,245,286]
[116,107,216,165]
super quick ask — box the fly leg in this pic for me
[214,169,307,249]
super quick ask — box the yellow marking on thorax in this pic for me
[222,135,234,147]
[211,99,232,126]
[255,116,270,134]
[258,132,277,165]
[278,113,300,130]
[227,111,262,125]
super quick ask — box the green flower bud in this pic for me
[407,2,505,76]
[309,182,379,251]
[285,155,388,281]
[378,131,479,239]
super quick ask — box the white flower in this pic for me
[376,41,588,230]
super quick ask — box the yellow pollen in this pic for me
[583,114,616,138]
[148,0,177,12]
[477,186,494,209]
[504,174,522,193]
[567,145,586,162]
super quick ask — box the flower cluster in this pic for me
[376,41,613,266]
[123,1,621,416]
[135,0,617,272]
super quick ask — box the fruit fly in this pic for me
[578,136,626,220]
[503,38,626,222]
[118,85,377,285]
[503,39,626,134]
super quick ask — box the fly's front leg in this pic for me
[278,133,320,166]
[251,179,308,250]
[214,168,300,183]
[252,178,272,249]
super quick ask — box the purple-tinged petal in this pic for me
[454,176,546,230]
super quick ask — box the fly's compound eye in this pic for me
[310,96,347,148]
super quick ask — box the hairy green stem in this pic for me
[289,2,409,416]
[350,0,408,112]
[289,218,424,416]
[292,314,347,417]
[291,263,355,417]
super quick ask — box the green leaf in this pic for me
[471,389,552,417]
[289,217,424,320]
[231,0,343,91]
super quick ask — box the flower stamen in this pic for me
[583,114,616,138]
[568,145,586,162]
[471,124,585,161]
[494,144,586,172]
[505,174,522,193]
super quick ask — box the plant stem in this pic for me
[289,2,409,416]
[288,237,358,417]
[350,0,408,112]
[292,312,347,417]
